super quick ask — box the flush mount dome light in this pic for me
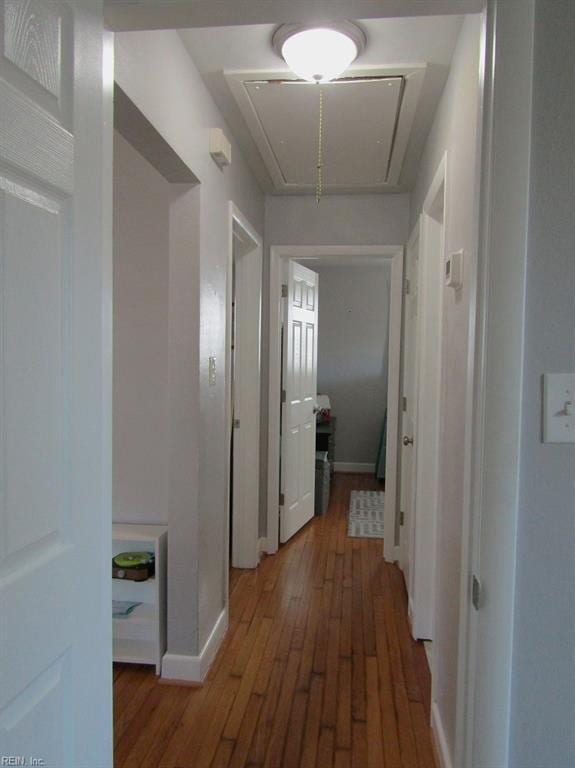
[272,22,366,83]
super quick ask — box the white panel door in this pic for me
[280,261,318,543]
[399,228,420,610]
[0,1,112,766]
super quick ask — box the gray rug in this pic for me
[347,490,385,539]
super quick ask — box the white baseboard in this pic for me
[333,462,375,474]
[431,701,453,768]
[161,608,228,684]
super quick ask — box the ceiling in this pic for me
[105,0,483,31]
[180,15,465,194]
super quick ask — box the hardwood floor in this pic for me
[114,473,437,768]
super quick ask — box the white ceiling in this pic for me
[180,15,465,194]
[106,0,483,31]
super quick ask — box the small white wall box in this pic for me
[210,128,232,168]
[543,372,575,443]
[445,249,464,289]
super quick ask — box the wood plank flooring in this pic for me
[114,473,436,768]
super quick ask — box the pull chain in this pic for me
[316,87,324,203]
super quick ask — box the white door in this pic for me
[280,261,318,543]
[399,227,420,609]
[0,1,112,766]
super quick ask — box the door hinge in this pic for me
[471,574,483,610]
[232,418,240,429]
[279,492,285,506]
[400,510,405,526]
[281,389,287,403]
[281,283,288,298]
[402,396,407,412]
[405,279,411,295]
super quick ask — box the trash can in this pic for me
[315,451,331,515]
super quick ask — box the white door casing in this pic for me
[0,1,112,766]
[399,222,420,608]
[411,157,447,641]
[280,261,318,543]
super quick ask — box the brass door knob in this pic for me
[403,435,414,446]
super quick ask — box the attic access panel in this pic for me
[244,78,402,189]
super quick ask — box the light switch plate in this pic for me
[445,249,464,289]
[543,372,575,443]
[208,356,217,387]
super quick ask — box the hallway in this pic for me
[114,474,437,768]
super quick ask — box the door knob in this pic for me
[403,435,414,446]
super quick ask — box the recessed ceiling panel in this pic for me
[244,79,401,188]
[226,66,425,193]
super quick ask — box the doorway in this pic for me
[267,245,404,554]
[225,205,263,572]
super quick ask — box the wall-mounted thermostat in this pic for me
[210,128,232,168]
[445,249,464,289]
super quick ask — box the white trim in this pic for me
[161,609,228,683]
[383,247,405,562]
[333,462,375,474]
[456,3,535,767]
[410,153,447,642]
[267,245,404,558]
[432,702,454,768]
[455,8,489,766]
[225,203,263,572]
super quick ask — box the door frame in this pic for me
[225,203,263,572]
[267,244,404,557]
[399,219,421,584]
[409,154,448,642]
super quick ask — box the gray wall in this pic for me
[511,1,575,765]
[313,264,390,465]
[113,131,170,526]
[115,30,264,656]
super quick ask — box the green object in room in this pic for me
[112,551,154,569]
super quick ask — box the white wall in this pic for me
[266,194,409,247]
[510,1,575,765]
[113,131,170,526]
[115,30,264,658]
[409,15,482,764]
[313,264,390,465]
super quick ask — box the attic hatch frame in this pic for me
[225,65,426,194]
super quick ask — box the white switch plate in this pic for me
[208,356,217,387]
[543,372,575,443]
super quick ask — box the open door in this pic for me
[280,261,319,543]
[0,1,112,764]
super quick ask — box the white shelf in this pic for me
[113,637,157,666]
[112,524,167,674]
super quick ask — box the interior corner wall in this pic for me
[115,29,264,656]
[260,194,410,536]
[408,14,482,763]
[113,130,170,526]
[314,264,391,465]
[510,1,575,765]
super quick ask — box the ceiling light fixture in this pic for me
[272,22,366,83]
[272,22,366,203]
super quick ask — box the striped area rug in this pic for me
[347,490,385,539]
